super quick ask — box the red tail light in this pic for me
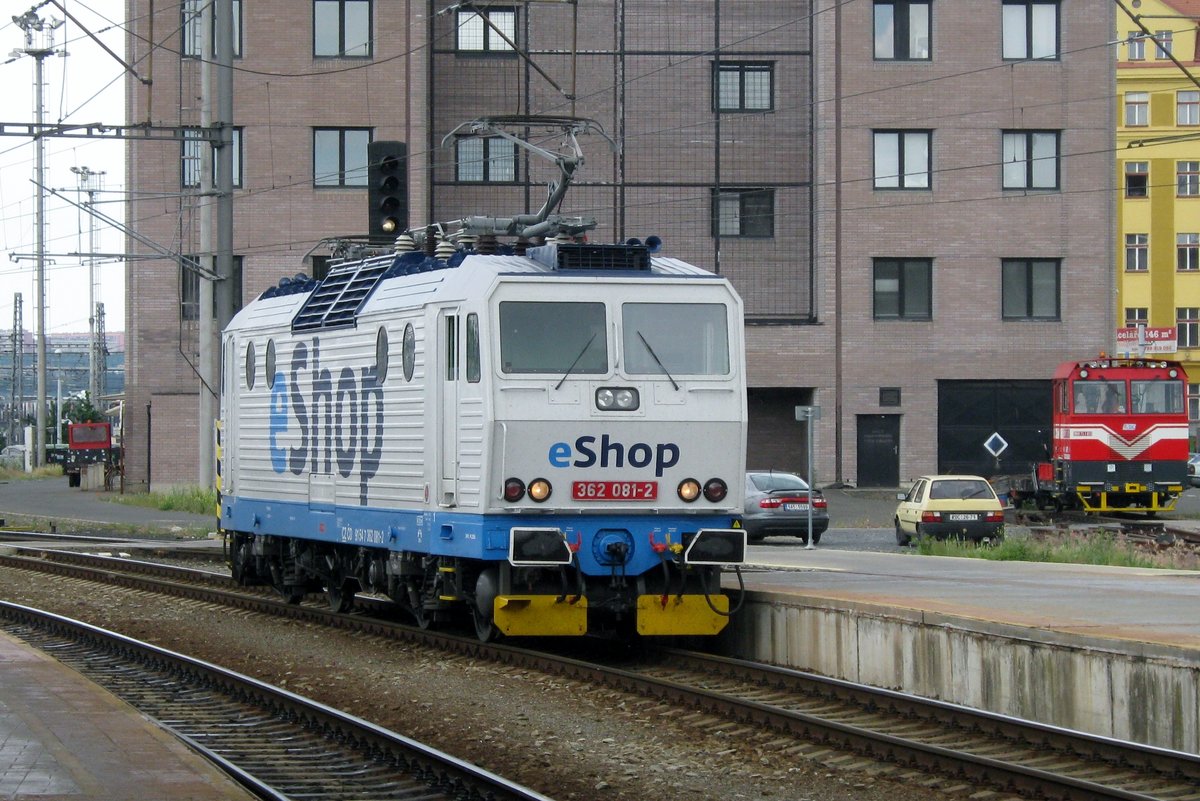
[985,510,1005,523]
[759,498,782,509]
[920,511,942,523]
[813,497,827,509]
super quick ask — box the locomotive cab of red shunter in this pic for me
[1046,356,1189,512]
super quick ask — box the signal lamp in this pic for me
[677,478,701,502]
[368,141,408,241]
[503,478,526,502]
[703,478,728,503]
[528,479,552,502]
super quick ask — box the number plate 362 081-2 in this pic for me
[572,481,658,501]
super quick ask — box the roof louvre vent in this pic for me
[291,256,391,332]
[528,242,650,272]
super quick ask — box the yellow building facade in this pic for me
[1116,0,1200,433]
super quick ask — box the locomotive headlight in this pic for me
[528,478,553,502]
[1079,369,1089,378]
[1170,369,1179,378]
[677,478,701,502]
[503,478,526,502]
[595,386,640,411]
[703,478,728,503]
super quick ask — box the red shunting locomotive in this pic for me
[1014,355,1190,513]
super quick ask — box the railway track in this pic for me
[0,601,551,801]
[3,547,1200,800]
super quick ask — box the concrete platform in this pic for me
[0,629,257,801]
[722,549,1200,755]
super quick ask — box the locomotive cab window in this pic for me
[1131,379,1185,414]
[499,301,607,374]
[1073,381,1126,414]
[623,303,730,376]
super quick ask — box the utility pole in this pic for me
[8,295,23,447]
[12,8,63,467]
[71,166,105,405]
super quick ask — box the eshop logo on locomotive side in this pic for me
[548,434,681,477]
[267,338,385,504]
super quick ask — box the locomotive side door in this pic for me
[438,309,460,507]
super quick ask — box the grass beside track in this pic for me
[917,528,1200,571]
[104,485,217,516]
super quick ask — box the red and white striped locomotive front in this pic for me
[1052,357,1189,493]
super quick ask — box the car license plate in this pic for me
[572,481,658,501]
[783,503,810,511]
[947,513,979,521]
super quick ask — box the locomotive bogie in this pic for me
[219,243,748,638]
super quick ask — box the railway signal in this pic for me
[367,140,407,241]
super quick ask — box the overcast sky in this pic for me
[0,0,125,336]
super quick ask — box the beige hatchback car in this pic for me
[894,475,1005,546]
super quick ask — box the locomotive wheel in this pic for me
[472,568,500,642]
[230,539,252,584]
[327,578,355,614]
[472,606,497,642]
[275,583,304,604]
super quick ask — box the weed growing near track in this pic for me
[104,485,217,516]
[0,466,63,481]
[916,529,1200,570]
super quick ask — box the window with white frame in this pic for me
[1179,161,1200,197]
[182,0,242,58]
[1178,307,1200,348]
[456,7,515,52]
[455,137,517,182]
[313,128,370,187]
[1125,233,1149,272]
[873,0,930,60]
[1180,233,1200,271]
[182,127,243,189]
[714,62,773,112]
[1002,130,1059,189]
[1179,91,1200,126]
[314,0,371,57]
[1125,92,1149,127]
[1154,30,1173,58]
[1125,307,1148,328]
[873,130,931,189]
[1190,384,1200,421]
[1002,259,1060,320]
[712,189,774,238]
[873,258,932,319]
[1125,161,1149,198]
[1002,0,1058,59]
[1127,31,1145,60]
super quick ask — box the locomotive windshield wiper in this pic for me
[637,331,679,390]
[556,333,597,390]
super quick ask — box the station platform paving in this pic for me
[0,628,257,801]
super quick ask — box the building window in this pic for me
[1154,30,1173,58]
[879,387,902,407]
[182,0,242,58]
[1179,91,1200,127]
[456,7,515,52]
[1127,31,1145,60]
[1178,307,1200,348]
[873,258,932,319]
[1125,307,1148,328]
[1179,161,1200,197]
[1180,233,1200,271]
[873,130,931,189]
[314,128,370,187]
[1002,0,1058,60]
[712,189,774,238]
[1002,130,1059,190]
[1125,161,1148,198]
[873,0,930,60]
[181,256,244,321]
[182,128,243,189]
[314,0,371,57]
[1002,259,1060,320]
[1125,233,1149,272]
[1124,92,1149,127]
[714,62,773,112]
[1190,384,1200,421]
[455,137,517,182]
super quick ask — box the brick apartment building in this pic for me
[124,0,1114,492]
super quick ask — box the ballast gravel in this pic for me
[0,565,973,801]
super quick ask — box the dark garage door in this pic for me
[938,380,1049,477]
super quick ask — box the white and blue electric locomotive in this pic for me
[219,118,747,639]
